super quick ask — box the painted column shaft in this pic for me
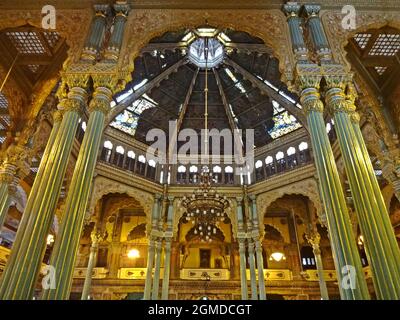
[42,105,107,300]
[81,241,98,300]
[108,14,127,50]
[255,240,266,300]
[248,242,258,300]
[351,118,400,271]
[84,13,107,52]
[307,17,330,52]
[313,247,329,300]
[161,240,172,300]
[152,241,162,300]
[144,240,156,300]
[301,87,369,300]
[327,88,400,299]
[238,241,248,300]
[0,111,62,296]
[0,105,81,300]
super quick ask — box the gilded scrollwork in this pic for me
[256,178,322,229]
[88,176,154,228]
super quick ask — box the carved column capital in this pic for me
[304,4,321,18]
[283,2,301,17]
[89,86,112,115]
[306,230,321,252]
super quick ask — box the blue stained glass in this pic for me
[110,110,138,136]
[268,111,302,139]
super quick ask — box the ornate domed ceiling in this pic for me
[107,28,304,149]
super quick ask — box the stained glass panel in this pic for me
[268,111,301,139]
[110,110,138,136]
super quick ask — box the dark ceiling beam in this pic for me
[213,68,239,134]
[224,57,308,130]
[105,57,188,127]
[236,98,270,117]
[36,31,53,56]
[16,55,52,65]
[362,56,396,67]
[346,46,381,95]
[168,67,199,158]
[141,42,273,56]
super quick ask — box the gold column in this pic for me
[42,83,112,300]
[296,65,369,300]
[325,77,400,299]
[0,82,87,299]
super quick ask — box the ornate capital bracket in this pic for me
[94,4,111,18]
[114,3,131,17]
[305,230,321,251]
[283,2,301,18]
[304,4,321,18]
[295,63,323,91]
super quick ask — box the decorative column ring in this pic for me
[325,76,400,299]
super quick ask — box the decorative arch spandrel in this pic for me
[88,176,154,229]
[256,178,322,233]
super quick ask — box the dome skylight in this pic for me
[188,37,224,68]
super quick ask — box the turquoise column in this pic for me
[296,67,369,299]
[144,239,156,300]
[255,240,266,300]
[144,195,161,300]
[41,85,112,300]
[151,240,162,300]
[248,241,258,300]
[304,5,332,61]
[0,84,87,299]
[161,196,174,300]
[325,80,400,299]
[283,2,309,61]
[236,197,248,300]
[238,240,248,300]
[105,3,130,61]
[82,5,110,61]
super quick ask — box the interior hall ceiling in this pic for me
[110,28,302,149]
[1,0,399,10]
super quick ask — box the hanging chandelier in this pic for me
[181,37,230,242]
[182,166,229,242]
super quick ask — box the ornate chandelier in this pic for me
[181,37,230,242]
[182,166,229,242]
